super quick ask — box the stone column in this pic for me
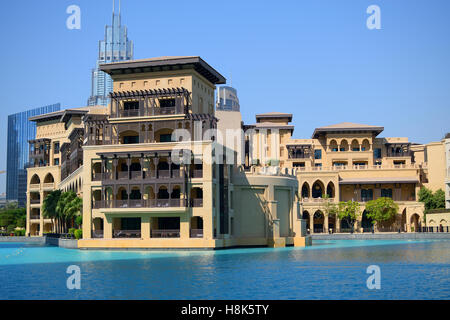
[324,215,329,234]
[39,191,44,236]
[180,214,189,239]
[153,157,159,178]
[141,216,150,240]
[26,191,30,236]
[309,216,314,234]
[104,216,113,239]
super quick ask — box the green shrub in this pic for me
[13,229,25,236]
[68,228,76,235]
[74,229,82,240]
[6,224,15,234]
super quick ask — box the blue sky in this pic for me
[0,0,449,193]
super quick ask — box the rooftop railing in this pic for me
[296,163,425,172]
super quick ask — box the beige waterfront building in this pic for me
[25,55,448,249]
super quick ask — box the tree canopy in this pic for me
[419,187,445,213]
[337,201,361,230]
[365,197,399,223]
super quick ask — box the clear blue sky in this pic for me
[0,0,449,193]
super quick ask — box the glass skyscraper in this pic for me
[87,1,133,106]
[6,104,61,207]
[216,86,240,111]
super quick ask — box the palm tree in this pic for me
[56,191,77,233]
[64,196,82,229]
[42,190,61,233]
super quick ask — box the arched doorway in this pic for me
[410,214,420,232]
[313,211,324,233]
[302,211,310,234]
[401,209,407,232]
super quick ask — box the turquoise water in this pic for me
[0,240,449,299]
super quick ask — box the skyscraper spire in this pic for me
[88,0,133,106]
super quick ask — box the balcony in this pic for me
[151,229,180,238]
[30,199,41,205]
[43,183,55,189]
[97,199,186,209]
[387,151,411,157]
[113,230,141,238]
[119,109,140,118]
[30,215,40,220]
[295,163,424,172]
[94,169,187,182]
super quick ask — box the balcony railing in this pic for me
[302,198,335,203]
[191,199,203,207]
[30,215,40,220]
[93,170,187,181]
[92,172,103,181]
[113,230,141,238]
[387,151,411,157]
[29,184,40,189]
[295,163,425,172]
[191,170,203,178]
[151,229,180,238]
[92,230,104,238]
[119,109,140,118]
[158,170,170,179]
[190,229,204,238]
[30,199,41,204]
[98,199,186,209]
[131,171,142,179]
[117,107,180,118]
[117,171,129,180]
[43,183,55,189]
[154,107,176,115]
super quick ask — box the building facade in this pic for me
[87,2,133,106]
[244,115,428,233]
[6,104,61,207]
[445,133,450,209]
[25,55,448,249]
[26,106,107,236]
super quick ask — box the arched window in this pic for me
[301,182,310,199]
[44,173,54,184]
[30,174,40,185]
[329,140,338,152]
[312,180,324,198]
[351,139,360,152]
[326,182,335,198]
[340,140,349,152]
